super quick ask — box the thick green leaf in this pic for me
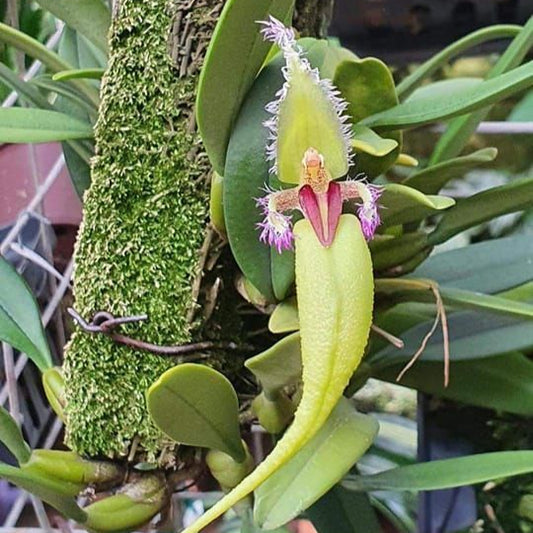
[351,125,398,157]
[361,61,533,132]
[0,258,51,371]
[245,332,302,394]
[307,486,381,533]
[375,278,533,320]
[36,0,110,53]
[403,147,498,194]
[268,297,298,333]
[0,22,99,106]
[53,68,105,81]
[0,463,87,522]
[147,364,245,462]
[343,451,533,492]
[376,353,533,416]
[0,406,31,465]
[379,183,454,227]
[429,176,533,245]
[334,58,401,176]
[0,108,93,143]
[369,233,428,272]
[430,17,533,163]
[397,24,522,99]
[412,234,533,293]
[197,0,294,175]
[254,399,378,529]
[372,309,533,365]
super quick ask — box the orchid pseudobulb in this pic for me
[182,17,376,533]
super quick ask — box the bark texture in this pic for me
[64,0,335,461]
[64,0,222,459]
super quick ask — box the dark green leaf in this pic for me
[397,24,522,99]
[403,147,498,194]
[147,363,245,462]
[361,61,533,132]
[343,451,533,492]
[0,463,87,521]
[429,176,533,245]
[254,399,378,529]
[372,309,533,365]
[412,234,533,293]
[334,58,401,177]
[376,353,533,416]
[307,485,381,533]
[430,17,533,163]
[0,258,52,371]
[0,406,31,464]
[35,0,110,53]
[379,183,454,227]
[197,0,294,174]
[0,108,93,143]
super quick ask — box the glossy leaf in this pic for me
[430,17,533,163]
[254,399,379,529]
[397,24,521,99]
[245,332,302,394]
[0,463,87,522]
[369,233,428,272]
[147,364,245,462]
[268,297,299,333]
[403,147,498,194]
[429,176,533,245]
[343,451,533,492]
[307,486,381,533]
[379,183,455,227]
[334,58,401,177]
[361,61,533,131]
[0,406,31,465]
[197,0,294,174]
[36,0,110,53]
[412,234,533,293]
[0,63,50,108]
[0,108,93,143]
[376,353,533,416]
[0,258,52,371]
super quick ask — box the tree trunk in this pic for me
[64,0,334,462]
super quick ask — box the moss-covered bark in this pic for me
[64,0,335,461]
[64,0,221,459]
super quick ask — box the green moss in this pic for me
[64,0,219,459]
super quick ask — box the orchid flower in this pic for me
[256,16,381,251]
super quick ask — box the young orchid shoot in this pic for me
[256,16,381,251]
